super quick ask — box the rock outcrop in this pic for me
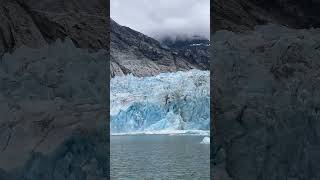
[110,20,209,77]
[212,24,320,179]
[160,36,210,70]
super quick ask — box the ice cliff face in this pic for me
[110,70,210,134]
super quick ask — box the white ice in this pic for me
[200,137,210,144]
[110,70,210,135]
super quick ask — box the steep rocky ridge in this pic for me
[160,36,210,70]
[212,24,320,180]
[110,20,209,77]
[160,35,209,49]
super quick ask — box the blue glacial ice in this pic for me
[110,70,210,135]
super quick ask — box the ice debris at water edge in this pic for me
[200,137,210,144]
[110,70,210,135]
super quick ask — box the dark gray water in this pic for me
[110,135,210,180]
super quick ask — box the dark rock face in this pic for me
[160,36,210,70]
[160,36,209,49]
[0,0,108,56]
[212,0,320,32]
[110,20,209,77]
[176,44,210,70]
[212,25,320,180]
[0,39,108,179]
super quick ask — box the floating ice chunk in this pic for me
[200,137,210,144]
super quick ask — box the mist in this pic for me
[111,0,210,40]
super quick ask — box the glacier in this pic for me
[110,70,210,135]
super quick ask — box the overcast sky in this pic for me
[111,0,210,40]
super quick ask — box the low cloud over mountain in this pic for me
[111,0,209,40]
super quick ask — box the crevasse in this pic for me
[110,70,210,134]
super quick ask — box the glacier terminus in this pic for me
[110,70,210,135]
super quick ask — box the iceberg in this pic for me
[110,70,210,134]
[200,137,210,144]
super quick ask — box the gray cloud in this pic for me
[111,0,210,40]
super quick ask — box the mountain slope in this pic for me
[160,36,210,70]
[110,20,209,77]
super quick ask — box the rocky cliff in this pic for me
[212,24,320,180]
[160,36,210,70]
[110,20,209,77]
